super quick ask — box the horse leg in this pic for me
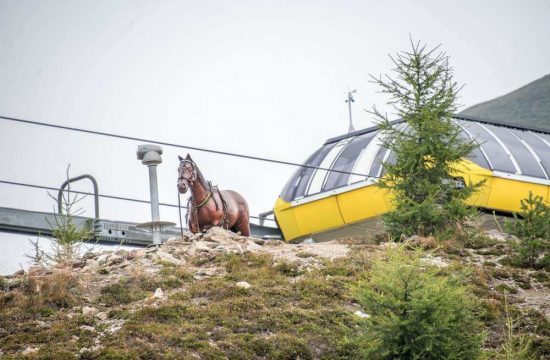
[188,212,199,234]
[235,212,250,237]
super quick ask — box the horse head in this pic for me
[177,154,196,194]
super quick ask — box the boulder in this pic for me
[82,306,99,317]
[156,250,185,266]
[236,281,251,289]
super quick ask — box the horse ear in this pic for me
[186,154,192,161]
[178,155,184,161]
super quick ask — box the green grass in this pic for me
[1,243,548,359]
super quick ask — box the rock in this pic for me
[194,241,213,252]
[95,312,108,321]
[80,325,95,332]
[421,255,449,268]
[484,229,508,242]
[82,252,96,260]
[236,281,251,289]
[82,259,99,272]
[129,249,146,259]
[156,250,185,266]
[205,227,235,239]
[97,254,109,265]
[71,259,86,268]
[114,249,128,257]
[106,319,125,333]
[153,288,164,299]
[22,346,38,355]
[107,255,124,266]
[194,268,218,279]
[354,310,370,318]
[227,244,244,255]
[253,239,266,246]
[82,306,99,317]
[213,245,226,252]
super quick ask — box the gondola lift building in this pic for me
[273,115,550,241]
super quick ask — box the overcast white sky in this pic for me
[1,0,549,274]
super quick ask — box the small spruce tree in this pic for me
[370,39,480,238]
[355,246,484,359]
[506,191,549,268]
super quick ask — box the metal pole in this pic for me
[148,165,161,245]
[348,94,354,133]
[346,89,356,133]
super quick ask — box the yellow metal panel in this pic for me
[273,197,300,240]
[273,196,344,240]
[337,183,390,224]
[274,157,549,241]
[486,178,548,213]
[453,159,493,208]
[291,196,344,235]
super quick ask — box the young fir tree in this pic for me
[370,39,480,238]
[506,191,550,268]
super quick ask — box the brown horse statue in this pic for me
[177,154,250,236]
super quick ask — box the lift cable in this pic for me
[0,179,276,223]
[0,115,381,179]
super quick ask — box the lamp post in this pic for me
[137,144,164,245]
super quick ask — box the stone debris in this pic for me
[354,310,370,318]
[484,229,513,242]
[107,254,124,266]
[153,288,164,299]
[236,281,251,289]
[96,253,110,265]
[421,255,449,268]
[80,325,96,332]
[95,312,108,321]
[156,250,185,266]
[82,306,99,316]
[22,346,38,355]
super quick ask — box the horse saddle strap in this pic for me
[194,191,212,209]
[213,186,228,229]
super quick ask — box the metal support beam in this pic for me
[0,207,282,245]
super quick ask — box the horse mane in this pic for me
[192,161,209,190]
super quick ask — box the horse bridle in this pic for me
[178,159,213,209]
[178,159,197,188]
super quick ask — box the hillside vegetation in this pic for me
[461,74,550,131]
[0,225,548,359]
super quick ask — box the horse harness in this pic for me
[179,159,229,232]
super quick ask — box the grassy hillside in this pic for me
[461,74,550,131]
[0,227,548,358]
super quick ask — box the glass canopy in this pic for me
[280,116,550,202]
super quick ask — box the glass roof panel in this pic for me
[307,138,352,196]
[489,126,546,178]
[515,131,550,178]
[457,127,491,169]
[349,131,384,183]
[458,121,517,174]
[369,146,389,178]
[280,142,336,201]
[323,131,377,191]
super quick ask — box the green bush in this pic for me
[355,246,483,359]
[506,191,550,268]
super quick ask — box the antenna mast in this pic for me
[345,89,357,133]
